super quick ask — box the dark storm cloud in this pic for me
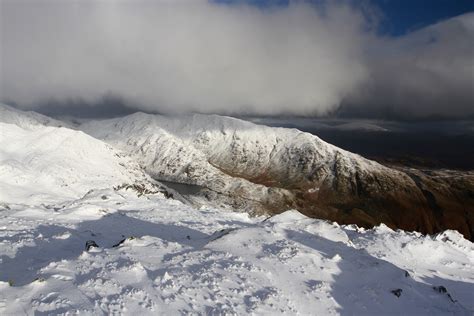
[342,13,474,120]
[0,0,473,119]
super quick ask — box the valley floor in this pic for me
[0,189,473,315]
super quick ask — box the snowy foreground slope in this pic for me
[0,103,473,314]
[0,191,473,315]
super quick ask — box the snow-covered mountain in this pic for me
[1,104,472,239]
[80,112,294,212]
[0,104,162,205]
[0,103,66,129]
[80,112,474,240]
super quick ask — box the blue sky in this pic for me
[375,0,474,35]
[215,0,474,36]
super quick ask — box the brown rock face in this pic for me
[197,135,474,241]
[254,166,474,241]
[215,152,474,241]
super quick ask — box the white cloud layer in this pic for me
[1,0,473,118]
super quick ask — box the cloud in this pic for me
[343,13,474,120]
[1,0,473,119]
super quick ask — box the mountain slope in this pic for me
[1,195,473,315]
[0,104,156,204]
[80,112,472,238]
[1,104,471,239]
[0,103,66,129]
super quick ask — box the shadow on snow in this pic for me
[284,229,473,315]
[0,212,209,286]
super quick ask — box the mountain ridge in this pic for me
[1,103,472,239]
[0,104,166,204]
[78,109,473,239]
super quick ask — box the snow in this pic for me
[78,111,400,213]
[1,193,473,315]
[0,104,152,205]
[0,103,66,129]
[1,103,473,314]
[79,111,386,186]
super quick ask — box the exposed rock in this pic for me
[433,285,458,303]
[85,240,99,251]
[391,289,402,298]
[112,238,126,248]
[433,286,447,294]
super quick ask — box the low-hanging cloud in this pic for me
[342,13,474,120]
[1,0,473,119]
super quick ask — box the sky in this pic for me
[1,0,473,119]
[215,0,474,36]
[373,0,474,36]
